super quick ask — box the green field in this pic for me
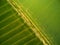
[0,0,60,45]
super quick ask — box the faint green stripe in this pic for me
[0,22,25,38]
[0,13,17,23]
[1,27,29,44]
[0,0,8,6]
[0,3,8,9]
[24,38,36,45]
[0,8,12,16]
[0,18,19,31]
[12,32,34,45]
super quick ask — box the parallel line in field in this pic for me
[0,8,12,16]
[1,27,29,44]
[12,32,34,45]
[0,3,8,9]
[0,22,25,38]
[0,18,19,31]
[0,13,17,23]
[24,38,36,45]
